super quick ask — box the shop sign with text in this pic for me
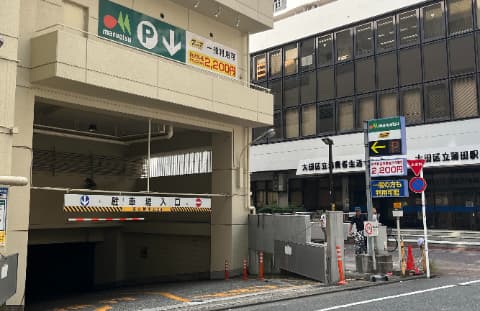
[186,32,238,78]
[370,158,407,177]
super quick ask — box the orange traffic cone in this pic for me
[406,245,415,272]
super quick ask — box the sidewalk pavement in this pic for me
[29,272,425,311]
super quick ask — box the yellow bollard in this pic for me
[400,240,406,277]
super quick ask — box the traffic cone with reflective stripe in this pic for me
[406,245,415,272]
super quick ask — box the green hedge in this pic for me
[256,205,305,214]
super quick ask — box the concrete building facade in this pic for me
[0,0,273,308]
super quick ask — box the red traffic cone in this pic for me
[406,245,415,271]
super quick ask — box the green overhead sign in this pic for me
[98,0,186,62]
[367,117,402,133]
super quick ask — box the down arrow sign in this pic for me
[162,30,181,56]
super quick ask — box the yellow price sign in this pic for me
[393,202,402,209]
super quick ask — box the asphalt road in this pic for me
[236,275,480,311]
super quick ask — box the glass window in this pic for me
[252,127,269,143]
[336,62,354,97]
[448,34,475,75]
[357,96,376,129]
[401,87,423,124]
[273,110,282,140]
[423,40,447,81]
[452,76,478,118]
[318,103,335,133]
[423,3,445,40]
[335,29,353,62]
[302,104,317,136]
[300,71,316,104]
[424,81,450,121]
[399,47,421,86]
[253,54,267,81]
[286,109,299,138]
[269,49,282,78]
[284,76,299,108]
[317,67,335,100]
[300,38,316,71]
[477,0,480,29]
[447,0,472,35]
[317,34,333,66]
[379,92,398,118]
[377,52,398,90]
[376,16,396,51]
[356,23,373,57]
[269,79,282,110]
[399,9,419,46]
[338,99,354,132]
[355,57,375,93]
[284,44,298,76]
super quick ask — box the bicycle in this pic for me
[386,227,398,252]
[352,231,367,254]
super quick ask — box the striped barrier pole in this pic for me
[224,259,229,280]
[336,245,347,285]
[67,218,144,222]
[258,251,264,281]
[242,258,248,280]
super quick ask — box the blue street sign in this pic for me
[409,177,428,193]
[80,195,90,206]
[371,179,409,198]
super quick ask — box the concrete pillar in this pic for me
[0,1,26,307]
[210,128,249,278]
[326,211,344,284]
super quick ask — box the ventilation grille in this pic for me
[33,149,143,177]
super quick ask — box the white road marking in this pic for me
[315,285,457,311]
[459,279,480,286]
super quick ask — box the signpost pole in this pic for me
[363,121,376,271]
[396,216,401,269]
[420,170,430,278]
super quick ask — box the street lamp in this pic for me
[322,137,335,211]
[237,128,275,181]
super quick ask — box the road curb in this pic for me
[146,275,430,311]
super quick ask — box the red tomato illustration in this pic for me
[103,15,117,29]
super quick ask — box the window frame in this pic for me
[355,22,374,58]
[300,37,317,72]
[400,84,425,125]
[446,0,473,36]
[375,15,397,53]
[421,1,446,42]
[268,48,283,79]
[284,43,299,76]
[252,53,267,82]
[317,33,334,67]
[336,97,356,133]
[356,94,377,130]
[301,103,317,137]
[317,101,336,135]
[398,8,420,48]
[451,74,479,120]
[423,79,451,122]
[335,28,354,63]
[377,90,400,119]
[284,107,300,139]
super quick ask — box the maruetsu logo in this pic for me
[102,11,132,43]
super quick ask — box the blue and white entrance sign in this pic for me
[371,180,409,198]
[64,194,211,209]
[370,158,407,177]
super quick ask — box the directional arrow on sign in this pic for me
[370,141,386,154]
[162,29,181,56]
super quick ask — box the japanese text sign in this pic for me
[371,179,409,198]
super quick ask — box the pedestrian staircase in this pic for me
[393,229,480,247]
